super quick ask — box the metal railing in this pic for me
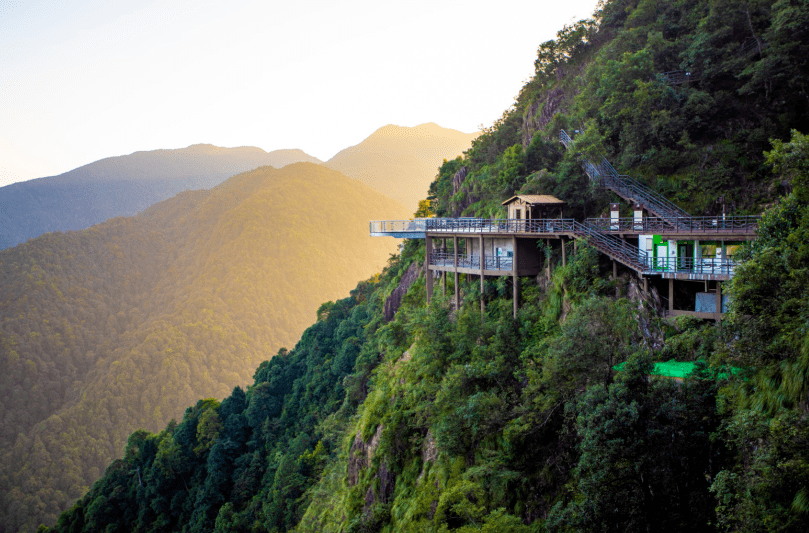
[429,251,513,271]
[426,218,577,234]
[643,257,739,277]
[369,219,428,235]
[660,70,699,85]
[560,130,691,221]
[585,216,760,234]
[370,218,580,236]
[570,220,649,272]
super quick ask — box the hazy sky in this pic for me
[1,0,601,187]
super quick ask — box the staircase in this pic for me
[559,130,691,221]
[571,220,648,273]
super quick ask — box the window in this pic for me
[701,244,717,258]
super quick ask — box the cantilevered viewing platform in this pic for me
[370,213,759,320]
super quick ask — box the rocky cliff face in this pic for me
[521,88,565,147]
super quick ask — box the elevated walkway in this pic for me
[370,217,650,274]
[585,215,758,239]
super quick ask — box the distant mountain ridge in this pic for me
[0,162,408,532]
[0,145,322,249]
[325,122,478,212]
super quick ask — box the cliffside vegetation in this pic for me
[15,0,809,531]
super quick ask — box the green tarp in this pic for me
[613,360,743,380]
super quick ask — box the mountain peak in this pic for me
[369,122,476,139]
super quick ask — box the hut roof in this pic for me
[501,194,565,206]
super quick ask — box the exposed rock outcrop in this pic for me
[452,166,468,195]
[627,275,665,351]
[522,88,565,147]
[347,424,384,487]
[449,166,479,216]
[348,424,395,517]
[384,263,420,321]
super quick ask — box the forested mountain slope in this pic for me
[325,123,478,212]
[0,144,322,250]
[428,0,808,220]
[37,0,809,532]
[0,163,408,533]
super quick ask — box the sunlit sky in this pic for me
[0,0,601,187]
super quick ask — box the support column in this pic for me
[425,236,433,303]
[546,238,551,281]
[479,235,485,315]
[561,236,567,267]
[668,278,674,314]
[442,271,446,296]
[643,276,648,295]
[612,259,619,297]
[512,236,518,319]
[716,281,722,322]
[453,235,459,311]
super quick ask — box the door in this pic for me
[657,245,668,269]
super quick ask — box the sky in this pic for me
[0,0,601,187]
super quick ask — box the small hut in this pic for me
[502,195,565,220]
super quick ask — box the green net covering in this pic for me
[612,360,742,380]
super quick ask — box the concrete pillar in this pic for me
[442,271,446,296]
[453,235,459,311]
[479,235,485,314]
[613,260,619,297]
[425,236,433,303]
[561,236,567,267]
[643,276,648,294]
[668,278,674,313]
[716,281,722,322]
[513,236,518,319]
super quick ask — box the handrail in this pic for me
[429,251,513,271]
[559,130,691,221]
[643,257,739,277]
[370,218,579,235]
[585,215,760,234]
[426,218,577,234]
[570,220,648,272]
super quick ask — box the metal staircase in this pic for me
[559,130,691,221]
[570,220,648,273]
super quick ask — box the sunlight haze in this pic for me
[1,0,601,186]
